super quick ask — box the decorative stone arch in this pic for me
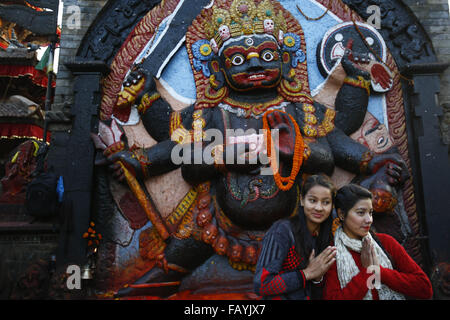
[53,0,449,295]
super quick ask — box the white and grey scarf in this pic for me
[334,226,405,300]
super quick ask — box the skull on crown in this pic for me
[219,25,231,41]
[264,19,275,34]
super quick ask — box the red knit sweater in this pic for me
[323,233,433,300]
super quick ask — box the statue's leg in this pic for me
[115,237,214,298]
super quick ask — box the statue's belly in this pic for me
[215,172,298,231]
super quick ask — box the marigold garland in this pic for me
[262,109,304,191]
[331,217,341,237]
[83,221,102,247]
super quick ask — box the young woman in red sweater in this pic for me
[323,184,433,300]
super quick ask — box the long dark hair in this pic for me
[335,183,372,217]
[335,184,396,269]
[289,174,336,269]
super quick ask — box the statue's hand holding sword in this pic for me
[91,120,170,240]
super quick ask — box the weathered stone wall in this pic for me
[0,235,58,298]
[404,0,450,146]
[0,209,58,299]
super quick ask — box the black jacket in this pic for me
[254,218,322,300]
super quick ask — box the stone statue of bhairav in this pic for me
[95,0,408,298]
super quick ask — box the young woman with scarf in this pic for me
[323,184,433,300]
[254,174,337,300]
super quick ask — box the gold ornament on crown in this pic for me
[204,0,287,53]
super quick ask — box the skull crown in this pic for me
[204,0,287,53]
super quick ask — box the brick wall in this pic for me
[54,0,107,107]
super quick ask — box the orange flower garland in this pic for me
[262,110,304,191]
[331,217,341,236]
[83,221,102,247]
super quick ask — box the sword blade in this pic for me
[140,0,212,79]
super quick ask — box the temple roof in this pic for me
[0,95,47,141]
[0,95,42,119]
[0,47,54,105]
[0,48,37,65]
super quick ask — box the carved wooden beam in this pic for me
[0,0,58,37]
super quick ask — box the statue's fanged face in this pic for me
[219,35,283,91]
